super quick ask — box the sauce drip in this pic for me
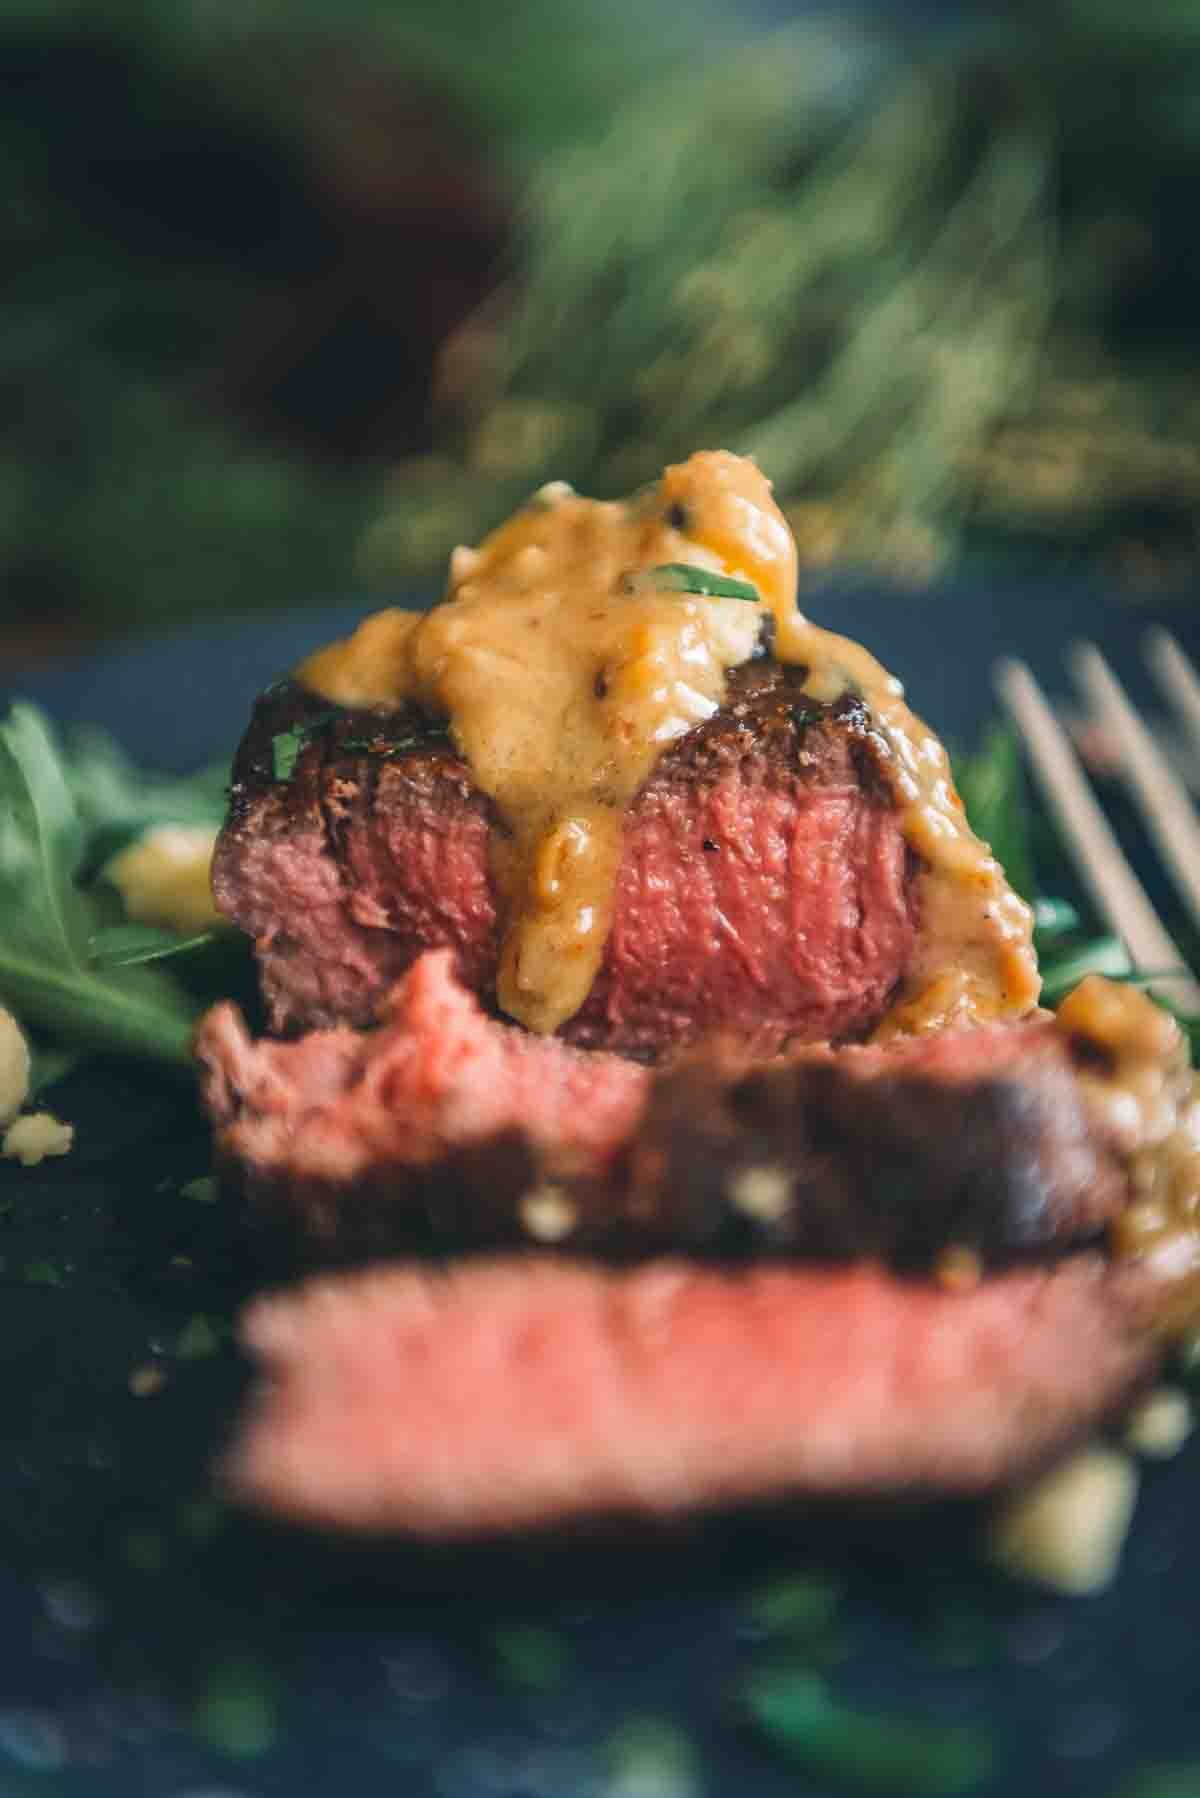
[299,451,1039,1037]
[1061,977,1200,1291]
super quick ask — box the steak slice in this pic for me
[196,951,1128,1270]
[211,659,920,1058]
[222,1252,1164,1536]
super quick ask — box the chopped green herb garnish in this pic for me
[180,1176,219,1205]
[339,726,452,756]
[605,1718,700,1798]
[88,924,216,968]
[22,1260,64,1287]
[643,563,761,602]
[748,1571,842,1640]
[1114,1765,1200,1798]
[490,1623,568,1692]
[792,704,824,736]
[738,1665,993,1795]
[271,728,305,783]
[121,1527,168,1575]
[174,1314,223,1360]
[270,708,342,782]
[192,1659,279,1760]
[177,1496,227,1543]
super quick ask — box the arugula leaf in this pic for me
[643,563,761,602]
[88,925,216,968]
[64,726,228,842]
[1038,936,1134,1002]
[490,1623,568,1692]
[0,706,201,1066]
[1031,896,1081,950]
[953,724,1036,901]
[738,1665,992,1795]
[27,1043,83,1095]
[1,705,91,966]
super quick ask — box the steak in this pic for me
[196,951,1128,1269]
[222,1252,1163,1536]
[211,659,920,1058]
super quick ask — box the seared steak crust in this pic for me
[212,660,920,1057]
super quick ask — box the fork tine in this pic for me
[1145,627,1200,750]
[1069,641,1200,937]
[994,658,1200,1015]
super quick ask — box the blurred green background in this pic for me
[3,0,1199,662]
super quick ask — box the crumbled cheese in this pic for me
[1124,1387,1194,1459]
[129,1364,167,1398]
[104,824,222,933]
[987,1446,1139,1596]
[2,1112,75,1167]
[518,1184,578,1242]
[934,1244,983,1291]
[0,1007,31,1127]
[727,1164,794,1224]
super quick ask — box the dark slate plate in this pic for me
[1,571,1199,1798]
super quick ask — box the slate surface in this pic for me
[1,570,1198,1797]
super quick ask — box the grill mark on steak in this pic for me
[212,660,921,1054]
[196,952,1131,1274]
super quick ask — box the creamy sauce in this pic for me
[1058,977,1200,1294]
[299,451,1039,1038]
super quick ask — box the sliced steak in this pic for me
[196,952,1128,1269]
[197,950,647,1254]
[222,1252,1164,1536]
[211,660,920,1058]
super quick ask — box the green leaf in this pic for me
[180,1176,220,1205]
[490,1624,568,1692]
[192,1659,279,1760]
[605,1717,700,1797]
[1038,936,1133,1002]
[0,705,91,964]
[1032,896,1081,950]
[953,724,1036,901]
[271,709,342,782]
[271,728,305,783]
[738,1665,993,1795]
[63,725,228,849]
[1114,1765,1200,1798]
[23,1260,65,1287]
[0,704,201,1067]
[26,1043,82,1096]
[174,1314,223,1360]
[88,924,216,967]
[747,1571,843,1640]
[642,563,761,602]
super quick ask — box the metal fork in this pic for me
[995,628,1200,1016]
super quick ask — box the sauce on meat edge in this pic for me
[1062,976,1200,1291]
[298,451,1040,1039]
